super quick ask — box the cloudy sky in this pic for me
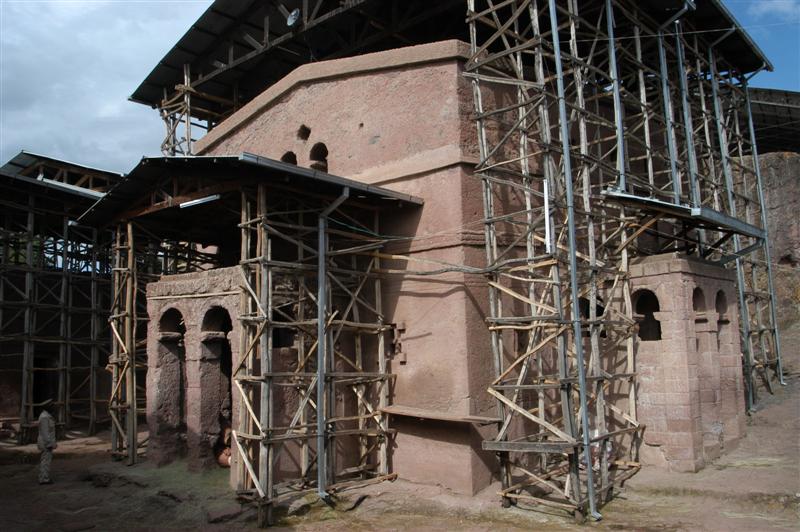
[0,0,798,173]
[0,0,208,172]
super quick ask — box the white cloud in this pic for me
[0,0,210,171]
[746,0,800,22]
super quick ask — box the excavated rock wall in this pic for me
[748,152,800,373]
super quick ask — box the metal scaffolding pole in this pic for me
[466,0,642,519]
[548,0,599,517]
[708,48,754,410]
[742,81,784,386]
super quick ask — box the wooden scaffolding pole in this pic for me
[234,185,396,528]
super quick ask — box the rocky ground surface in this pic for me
[1,374,797,531]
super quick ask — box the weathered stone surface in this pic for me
[631,254,745,471]
[146,267,240,476]
[756,152,800,373]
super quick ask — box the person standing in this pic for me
[37,400,57,484]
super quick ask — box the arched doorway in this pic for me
[201,306,233,467]
[631,288,665,467]
[157,308,187,458]
[715,290,729,351]
[693,287,708,354]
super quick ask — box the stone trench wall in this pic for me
[749,152,800,374]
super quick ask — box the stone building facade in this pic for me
[195,39,499,494]
[142,40,752,494]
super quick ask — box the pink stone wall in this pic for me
[197,41,477,182]
[631,254,746,472]
[196,41,500,494]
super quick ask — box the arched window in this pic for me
[715,290,728,317]
[202,306,232,333]
[692,287,707,352]
[309,142,328,172]
[633,289,661,341]
[692,287,706,313]
[578,296,606,338]
[578,296,605,319]
[281,151,298,165]
[715,290,729,351]
[159,307,186,336]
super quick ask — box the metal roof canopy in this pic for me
[747,88,800,154]
[0,169,105,202]
[130,0,465,110]
[686,0,772,73]
[602,189,765,241]
[78,153,423,243]
[1,150,123,182]
[0,168,109,244]
[131,0,772,113]
[0,150,121,203]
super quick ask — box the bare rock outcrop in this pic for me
[757,152,800,373]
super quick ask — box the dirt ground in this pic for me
[1,377,797,531]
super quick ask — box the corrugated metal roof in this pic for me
[130,0,466,110]
[0,169,105,202]
[78,152,423,230]
[699,0,772,72]
[1,150,123,182]
[0,151,122,201]
[131,0,772,114]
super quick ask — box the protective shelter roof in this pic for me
[131,0,771,112]
[0,151,122,201]
[130,0,465,110]
[0,150,122,180]
[0,168,105,203]
[78,153,422,243]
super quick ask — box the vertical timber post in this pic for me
[125,222,137,464]
[257,185,274,527]
[316,188,348,501]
